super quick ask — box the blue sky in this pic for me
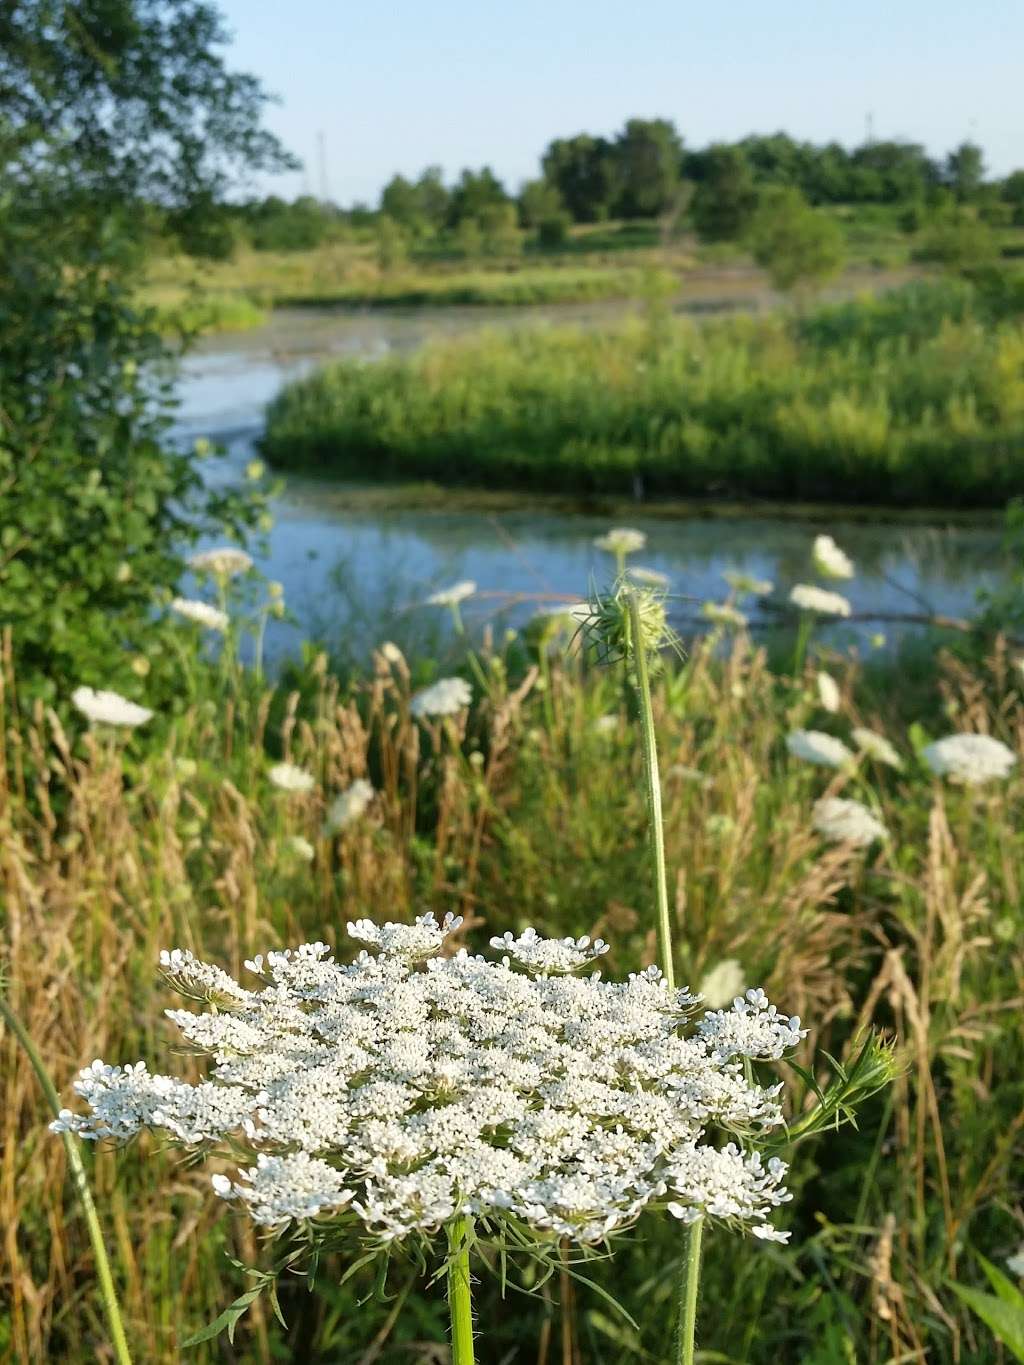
[217,0,1023,203]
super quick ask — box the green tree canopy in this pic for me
[611,118,683,218]
[541,134,617,222]
[690,144,759,242]
[746,187,846,293]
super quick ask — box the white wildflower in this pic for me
[723,571,774,597]
[71,687,153,729]
[812,797,888,848]
[1006,1244,1024,1278]
[922,734,1016,786]
[268,762,316,794]
[410,677,472,719]
[816,672,841,713]
[812,535,854,580]
[594,527,646,557]
[189,547,253,578]
[626,566,670,588]
[171,598,229,632]
[789,584,852,617]
[379,642,405,665]
[786,730,855,769]
[490,928,609,974]
[286,836,315,862]
[325,779,375,833]
[852,728,903,769]
[593,714,619,737]
[54,920,801,1248]
[426,581,476,607]
[699,959,746,1009]
[702,603,748,630]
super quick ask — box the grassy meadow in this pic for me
[262,281,1024,507]
[3,585,1024,1362]
[141,203,1024,335]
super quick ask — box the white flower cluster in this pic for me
[53,918,803,1248]
[268,762,316,794]
[922,733,1016,786]
[812,535,854,580]
[594,527,646,557]
[171,597,229,632]
[789,584,852,617]
[702,603,748,630]
[410,677,472,719]
[426,581,476,607]
[325,779,375,833]
[71,687,153,729]
[852,727,903,769]
[812,797,888,848]
[816,672,841,713]
[189,548,253,579]
[786,730,855,769]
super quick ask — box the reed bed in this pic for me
[262,282,1024,506]
[2,608,1022,1362]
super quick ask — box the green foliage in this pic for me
[747,186,846,292]
[612,117,683,217]
[263,281,1024,507]
[914,208,1000,273]
[691,144,759,242]
[518,178,564,228]
[447,166,510,226]
[0,0,292,693]
[950,1257,1024,1361]
[535,211,572,248]
[478,202,522,257]
[376,214,410,272]
[541,133,619,222]
[945,140,986,202]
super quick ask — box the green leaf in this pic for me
[180,1284,266,1348]
[950,1282,1024,1362]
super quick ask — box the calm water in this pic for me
[173,306,1007,663]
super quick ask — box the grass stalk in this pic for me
[0,993,133,1365]
[446,1215,476,1365]
[674,1219,704,1365]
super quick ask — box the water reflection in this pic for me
[174,308,1007,665]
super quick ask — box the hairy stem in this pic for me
[675,1218,704,1365]
[0,994,133,1365]
[627,590,675,991]
[446,1215,476,1365]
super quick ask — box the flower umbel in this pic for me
[71,687,153,729]
[53,919,804,1249]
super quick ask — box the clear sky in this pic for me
[217,0,1023,204]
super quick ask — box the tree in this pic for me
[447,167,509,226]
[612,118,683,218]
[380,174,422,228]
[747,187,846,293]
[415,166,450,230]
[479,204,522,257]
[914,207,999,273]
[945,141,986,202]
[849,140,938,203]
[541,134,617,222]
[690,144,758,242]
[518,179,564,228]
[1002,170,1024,226]
[0,2,294,697]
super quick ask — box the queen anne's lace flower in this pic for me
[410,677,472,718]
[812,797,888,847]
[922,733,1016,786]
[698,959,746,1009]
[189,547,253,578]
[816,672,841,713]
[702,603,748,629]
[723,571,774,597]
[594,527,646,556]
[325,779,375,833]
[53,919,803,1248]
[489,928,609,974]
[268,762,316,793]
[852,728,903,769]
[426,581,476,607]
[789,584,852,617]
[1006,1244,1024,1278]
[812,535,854,580]
[626,566,670,588]
[786,730,855,769]
[71,687,153,729]
[171,598,229,632]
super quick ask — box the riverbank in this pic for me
[262,280,1024,508]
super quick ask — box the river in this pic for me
[173,305,1008,665]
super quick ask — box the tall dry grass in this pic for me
[1,626,1022,1362]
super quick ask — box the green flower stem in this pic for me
[626,590,675,991]
[0,993,132,1365]
[675,1218,704,1365]
[446,1215,476,1365]
[626,591,702,1365]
